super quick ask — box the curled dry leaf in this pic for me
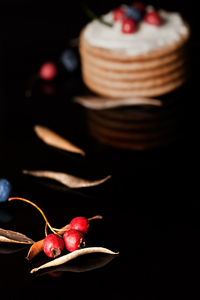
[74,96,162,110]
[26,240,45,260]
[23,170,111,189]
[0,228,34,244]
[26,215,102,260]
[30,247,119,273]
[34,125,85,156]
[39,252,116,275]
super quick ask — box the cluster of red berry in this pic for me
[43,216,89,258]
[113,2,162,34]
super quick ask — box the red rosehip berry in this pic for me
[122,18,137,34]
[63,229,85,252]
[144,11,162,26]
[113,7,125,22]
[70,216,89,234]
[133,2,146,12]
[43,234,64,258]
[39,62,57,81]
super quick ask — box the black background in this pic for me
[0,1,199,299]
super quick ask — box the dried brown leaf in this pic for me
[30,247,119,273]
[23,170,111,189]
[74,96,162,110]
[26,240,44,260]
[0,228,34,244]
[34,125,85,156]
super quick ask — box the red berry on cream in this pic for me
[144,11,162,26]
[133,2,146,12]
[113,7,125,22]
[122,18,137,34]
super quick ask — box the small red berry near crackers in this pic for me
[122,18,137,34]
[39,62,57,81]
[132,2,146,12]
[144,11,162,26]
[113,7,125,22]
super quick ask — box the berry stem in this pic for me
[44,222,48,236]
[88,215,103,221]
[8,197,57,235]
[82,4,113,27]
[51,215,103,233]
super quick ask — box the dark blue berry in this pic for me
[0,179,12,203]
[60,49,78,72]
[125,7,142,22]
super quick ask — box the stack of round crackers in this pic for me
[78,6,190,150]
[79,27,190,99]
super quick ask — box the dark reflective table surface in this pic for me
[0,1,199,299]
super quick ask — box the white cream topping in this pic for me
[83,7,188,56]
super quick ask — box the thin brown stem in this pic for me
[8,197,57,235]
